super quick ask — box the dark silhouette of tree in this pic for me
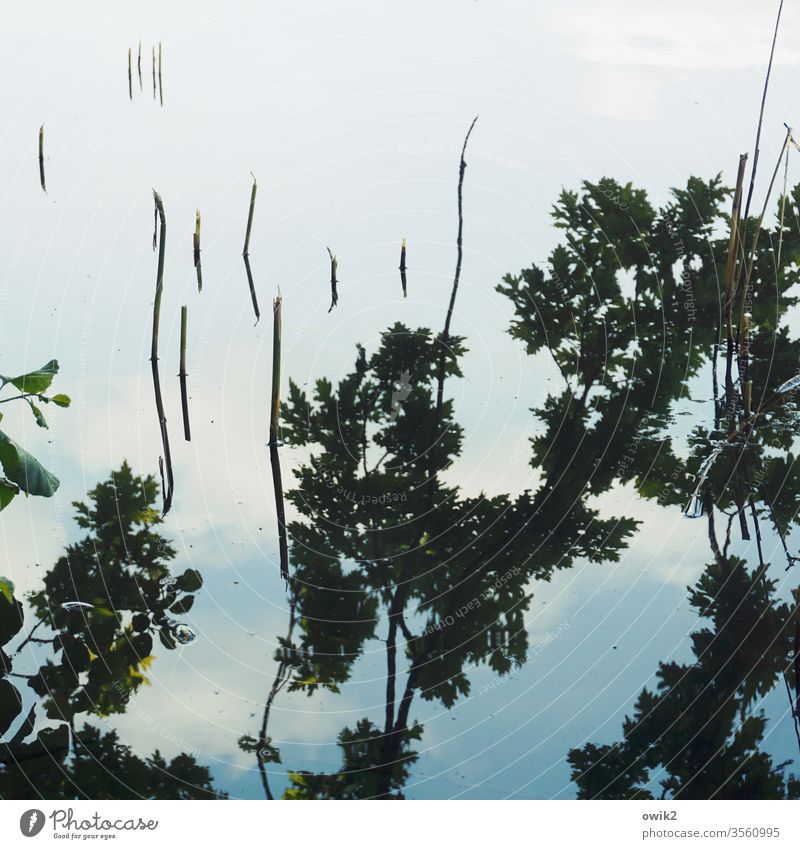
[0,463,223,799]
[552,179,800,799]
[263,176,800,799]
[244,314,638,798]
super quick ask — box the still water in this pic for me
[2,0,800,800]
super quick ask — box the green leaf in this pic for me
[0,477,18,510]
[49,394,71,408]
[0,429,59,497]
[159,626,177,650]
[28,400,48,429]
[0,584,23,646]
[169,595,195,614]
[1,359,59,394]
[176,568,203,593]
[0,575,14,603]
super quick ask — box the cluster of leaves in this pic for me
[261,175,800,798]
[0,464,221,800]
[514,177,800,798]
[0,359,70,511]
[568,559,800,799]
[243,307,639,796]
[283,720,421,800]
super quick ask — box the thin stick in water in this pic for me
[128,47,132,100]
[242,173,260,321]
[152,45,156,99]
[193,208,203,292]
[179,305,191,441]
[737,129,791,331]
[151,191,175,515]
[38,125,46,193]
[138,41,142,90]
[742,0,785,223]
[724,154,747,344]
[399,239,407,298]
[435,116,478,419]
[158,42,163,106]
[243,172,257,256]
[269,292,289,581]
[327,247,338,312]
[243,255,260,323]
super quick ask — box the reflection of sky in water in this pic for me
[3,0,800,799]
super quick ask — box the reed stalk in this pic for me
[158,42,163,106]
[399,238,407,298]
[327,247,338,312]
[243,172,257,256]
[38,125,45,193]
[151,191,174,514]
[269,293,288,581]
[435,116,478,419]
[193,208,202,292]
[179,305,191,441]
[724,154,747,344]
[152,45,156,99]
[742,0,785,223]
[128,47,132,100]
[243,256,260,322]
[242,174,260,320]
[737,129,791,334]
[138,41,142,90]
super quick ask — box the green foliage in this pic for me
[0,358,70,511]
[0,431,59,498]
[0,576,14,605]
[568,559,799,799]
[284,720,420,799]
[548,178,800,800]
[0,464,217,800]
[26,463,198,721]
[0,724,224,800]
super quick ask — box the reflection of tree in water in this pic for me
[251,321,634,799]
[247,176,800,798]
[559,177,800,799]
[0,463,224,799]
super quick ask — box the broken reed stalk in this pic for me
[158,42,163,106]
[742,0,785,223]
[138,41,142,89]
[193,208,202,292]
[243,255,260,322]
[179,305,191,441]
[269,293,289,581]
[128,47,132,100]
[776,136,791,272]
[737,128,791,334]
[399,239,407,298]
[243,172,257,256]
[152,45,156,99]
[327,247,338,312]
[257,593,297,799]
[724,154,747,344]
[38,125,45,193]
[151,191,175,515]
[435,116,478,419]
[242,174,260,320]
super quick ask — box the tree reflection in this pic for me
[246,175,800,799]
[559,178,800,799]
[0,463,223,799]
